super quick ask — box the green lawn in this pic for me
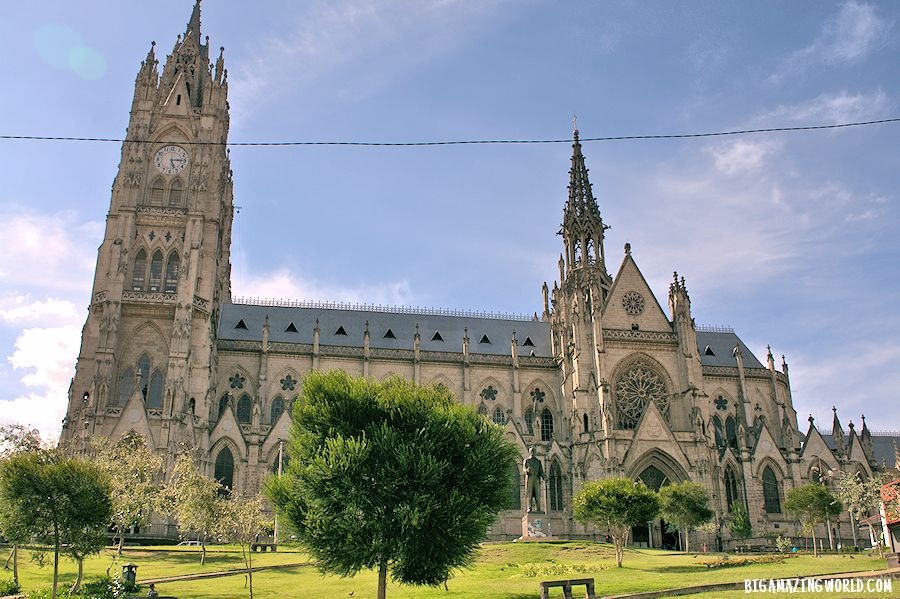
[4,543,890,599]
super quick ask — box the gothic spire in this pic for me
[560,125,609,275]
[831,406,845,455]
[186,0,202,45]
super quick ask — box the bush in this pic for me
[698,554,789,569]
[518,562,608,577]
[0,577,21,595]
[25,588,72,599]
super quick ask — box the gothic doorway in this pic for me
[632,464,678,549]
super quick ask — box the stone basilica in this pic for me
[62,2,886,546]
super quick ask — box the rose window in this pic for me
[615,361,669,429]
[622,291,645,316]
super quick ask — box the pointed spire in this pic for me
[832,406,845,455]
[564,127,601,224]
[560,123,608,275]
[186,0,202,45]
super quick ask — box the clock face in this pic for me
[154,145,189,176]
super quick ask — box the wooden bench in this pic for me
[539,577,596,599]
[250,542,277,552]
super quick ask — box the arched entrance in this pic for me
[628,454,689,550]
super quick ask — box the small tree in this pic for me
[729,503,752,544]
[833,470,885,554]
[0,424,44,586]
[268,371,518,599]
[0,451,111,599]
[167,453,224,564]
[784,483,842,557]
[219,495,269,599]
[659,481,714,553]
[91,431,165,555]
[573,478,660,567]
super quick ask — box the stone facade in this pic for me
[62,2,883,547]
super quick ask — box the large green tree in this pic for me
[573,478,660,567]
[833,470,886,553]
[784,483,842,556]
[658,481,714,553]
[0,451,111,599]
[267,371,518,599]
[0,424,44,587]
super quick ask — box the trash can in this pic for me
[122,563,138,586]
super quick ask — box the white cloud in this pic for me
[771,1,890,81]
[707,139,781,175]
[757,89,891,125]
[0,294,79,324]
[0,393,68,445]
[233,267,414,307]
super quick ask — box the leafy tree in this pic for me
[219,495,269,599]
[0,452,111,599]
[573,478,660,567]
[166,453,224,565]
[833,470,886,554]
[784,483,842,557]
[90,431,165,555]
[658,481,714,553]
[0,424,44,586]
[729,503,752,543]
[268,371,518,599]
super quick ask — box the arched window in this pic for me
[762,465,782,513]
[214,447,234,492]
[712,415,725,448]
[168,179,184,207]
[164,252,180,293]
[137,354,151,400]
[118,368,134,404]
[492,406,506,426]
[524,406,534,436]
[147,369,165,409]
[148,250,163,292]
[541,408,554,442]
[236,394,252,423]
[725,415,738,450]
[272,451,290,475]
[615,360,669,428]
[582,413,589,433]
[507,462,521,510]
[639,465,670,492]
[724,466,739,511]
[148,178,165,206]
[270,395,285,424]
[549,461,564,511]
[131,249,148,291]
[477,403,488,416]
[218,394,230,418]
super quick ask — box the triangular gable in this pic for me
[799,424,836,462]
[602,252,671,332]
[622,401,692,475]
[750,422,782,462]
[162,72,193,116]
[111,386,156,446]
[847,433,869,469]
[209,405,247,458]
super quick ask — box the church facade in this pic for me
[61,3,884,547]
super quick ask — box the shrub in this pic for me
[0,577,21,595]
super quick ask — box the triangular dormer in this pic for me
[285,322,298,333]
[602,249,671,332]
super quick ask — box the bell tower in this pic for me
[547,127,612,439]
[61,1,234,462]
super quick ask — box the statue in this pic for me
[523,446,545,512]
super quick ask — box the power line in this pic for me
[1,117,898,147]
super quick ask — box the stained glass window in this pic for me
[762,466,782,513]
[615,361,669,429]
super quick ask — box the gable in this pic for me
[110,386,156,446]
[622,400,692,476]
[602,253,671,332]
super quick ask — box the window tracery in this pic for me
[614,360,669,429]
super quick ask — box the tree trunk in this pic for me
[52,522,60,599]
[12,545,18,585]
[118,530,125,556]
[201,540,207,565]
[867,523,883,557]
[377,560,388,599]
[811,526,817,558]
[70,557,84,594]
[247,547,254,599]
[684,528,690,553]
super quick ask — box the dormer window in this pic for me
[383,329,396,339]
[431,331,444,341]
[523,336,535,347]
[235,319,248,330]
[704,345,715,356]
[285,322,298,333]
[335,325,348,336]
[479,334,491,344]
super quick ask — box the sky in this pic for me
[0,1,898,441]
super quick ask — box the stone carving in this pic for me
[615,361,669,427]
[622,290,645,316]
[523,446,545,512]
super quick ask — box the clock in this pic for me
[153,145,189,176]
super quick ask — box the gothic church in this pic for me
[62,2,884,546]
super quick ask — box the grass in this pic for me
[3,542,890,599]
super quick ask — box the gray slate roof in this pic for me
[819,432,900,470]
[696,331,766,369]
[218,303,552,357]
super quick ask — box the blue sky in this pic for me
[1,1,898,440]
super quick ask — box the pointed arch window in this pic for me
[507,462,522,510]
[725,415,738,450]
[724,466,739,511]
[214,447,234,492]
[491,406,506,426]
[164,252,180,293]
[236,394,252,423]
[272,452,290,475]
[149,178,165,206]
[148,250,164,291]
[218,394,230,418]
[712,415,725,448]
[137,354,151,400]
[131,249,148,291]
[549,461,564,511]
[541,408,554,442]
[639,465,670,492]
[168,179,184,207]
[270,395,285,424]
[762,466,782,513]
[583,413,589,433]
[118,369,134,405]
[147,369,165,409]
[477,403,488,417]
